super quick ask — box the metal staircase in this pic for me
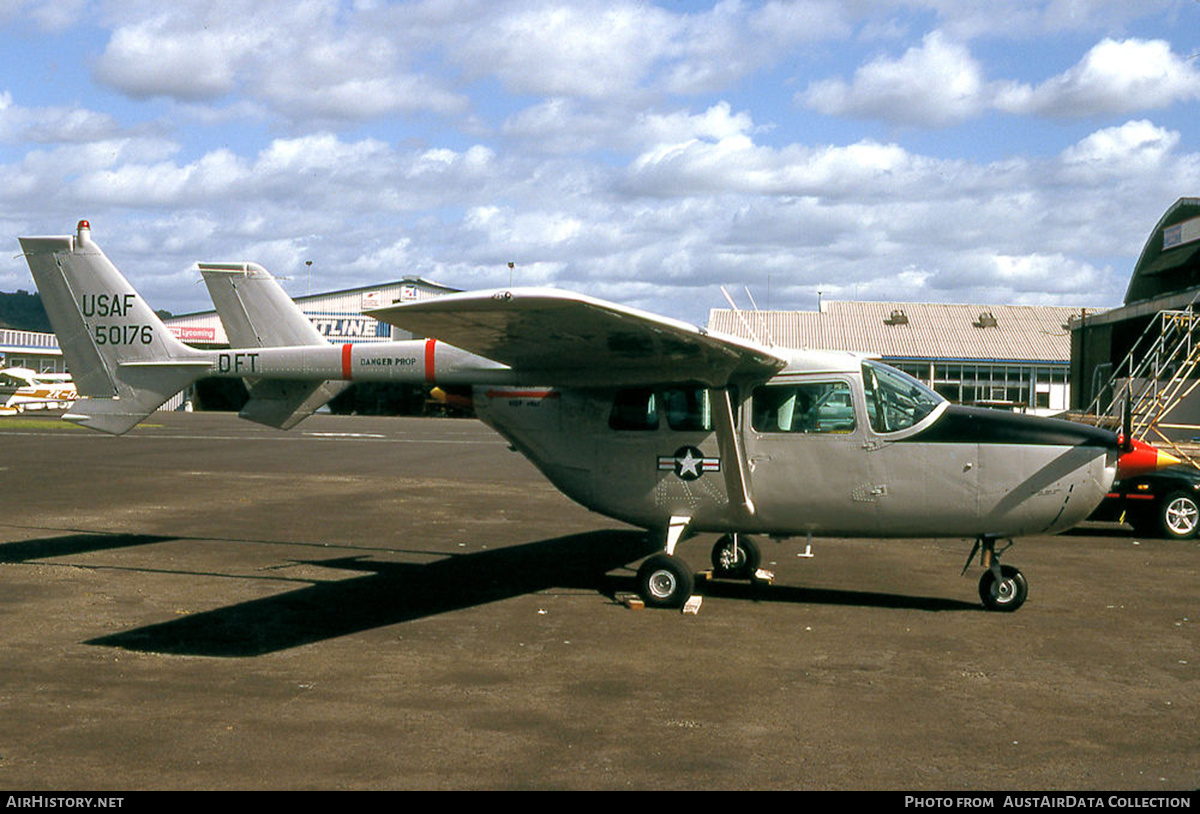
[1083,304,1200,467]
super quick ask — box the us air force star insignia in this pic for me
[657,446,720,481]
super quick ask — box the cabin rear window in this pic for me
[609,388,659,430]
[661,388,711,431]
[751,381,856,434]
[609,388,733,431]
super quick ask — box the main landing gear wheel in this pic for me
[637,553,695,609]
[978,565,1028,612]
[710,534,761,580]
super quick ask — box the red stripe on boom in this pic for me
[425,338,437,383]
[342,343,353,380]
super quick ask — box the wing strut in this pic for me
[711,387,755,518]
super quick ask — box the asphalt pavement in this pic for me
[0,412,1196,790]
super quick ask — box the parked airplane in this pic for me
[0,367,76,414]
[18,221,1171,612]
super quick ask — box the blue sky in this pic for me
[1,0,1199,324]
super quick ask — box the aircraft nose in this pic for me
[1116,437,1183,479]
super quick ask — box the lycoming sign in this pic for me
[169,326,217,342]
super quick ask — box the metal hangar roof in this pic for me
[708,301,1092,364]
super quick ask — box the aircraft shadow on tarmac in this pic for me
[85,529,662,656]
[3,530,977,657]
[0,532,176,563]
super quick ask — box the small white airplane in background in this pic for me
[0,366,76,414]
[18,221,1178,612]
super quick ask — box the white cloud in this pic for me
[627,132,946,199]
[1060,119,1180,177]
[632,102,757,148]
[95,13,269,100]
[660,0,851,93]
[253,134,389,175]
[0,0,89,32]
[995,38,1200,118]
[802,33,1200,128]
[0,93,126,144]
[71,147,247,207]
[800,30,987,127]
[454,3,679,99]
[92,1,467,122]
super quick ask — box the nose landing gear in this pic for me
[966,536,1028,612]
[710,533,761,580]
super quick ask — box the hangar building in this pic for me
[0,327,63,373]
[1071,197,1200,434]
[709,300,1088,415]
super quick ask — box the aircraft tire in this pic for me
[710,534,760,580]
[978,565,1027,612]
[637,553,694,609]
[1158,492,1200,540]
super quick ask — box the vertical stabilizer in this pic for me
[199,261,349,429]
[199,262,328,348]
[18,221,210,434]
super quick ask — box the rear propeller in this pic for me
[1120,385,1133,453]
[1115,385,1182,478]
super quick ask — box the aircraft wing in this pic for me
[367,288,787,388]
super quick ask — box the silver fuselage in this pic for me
[471,354,1117,539]
[197,342,1117,539]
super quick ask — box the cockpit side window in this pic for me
[861,360,942,433]
[751,381,856,434]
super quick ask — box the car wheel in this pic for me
[1159,491,1200,539]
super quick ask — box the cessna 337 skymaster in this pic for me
[19,221,1176,612]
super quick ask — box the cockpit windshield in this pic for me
[861,360,943,434]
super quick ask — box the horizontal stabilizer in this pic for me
[239,379,351,430]
[63,360,213,435]
[63,398,166,435]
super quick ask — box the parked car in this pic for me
[1089,464,1200,539]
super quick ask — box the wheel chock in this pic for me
[682,595,703,615]
[616,593,645,610]
[752,568,775,584]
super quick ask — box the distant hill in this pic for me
[0,290,51,332]
[0,291,172,334]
